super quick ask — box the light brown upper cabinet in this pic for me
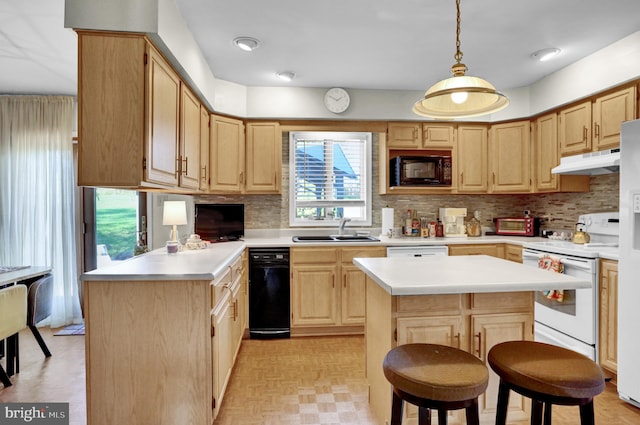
[77,31,217,192]
[388,122,421,149]
[489,120,531,193]
[559,101,592,156]
[245,122,282,194]
[423,123,455,148]
[534,113,559,192]
[77,31,204,190]
[457,125,489,193]
[593,86,636,151]
[209,115,245,193]
[534,113,590,193]
[199,106,210,192]
[145,46,181,187]
[178,84,202,190]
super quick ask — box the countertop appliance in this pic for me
[390,155,452,187]
[522,212,619,361]
[248,247,290,339]
[495,217,540,237]
[386,245,448,257]
[439,207,467,238]
[618,120,640,409]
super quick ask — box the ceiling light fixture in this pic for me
[276,71,295,82]
[233,37,260,52]
[413,0,509,119]
[531,48,561,62]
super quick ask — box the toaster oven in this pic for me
[495,217,540,236]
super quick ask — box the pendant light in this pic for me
[413,0,509,119]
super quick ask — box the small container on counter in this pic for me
[436,220,444,237]
[166,240,179,254]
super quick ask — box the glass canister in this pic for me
[466,210,482,237]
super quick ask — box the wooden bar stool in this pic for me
[488,341,605,425]
[383,343,489,425]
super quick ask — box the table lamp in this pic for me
[162,201,187,242]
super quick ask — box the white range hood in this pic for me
[551,148,620,175]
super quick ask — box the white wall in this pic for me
[65,0,640,121]
[529,31,640,114]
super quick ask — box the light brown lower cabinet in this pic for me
[290,246,386,335]
[366,281,533,425]
[84,251,246,425]
[599,259,618,376]
[448,243,505,259]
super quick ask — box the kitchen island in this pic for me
[354,255,591,425]
[81,242,246,425]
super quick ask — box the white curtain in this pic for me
[0,96,82,327]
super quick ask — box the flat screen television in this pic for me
[194,203,244,242]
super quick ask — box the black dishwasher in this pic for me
[248,247,290,339]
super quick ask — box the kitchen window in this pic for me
[289,131,372,227]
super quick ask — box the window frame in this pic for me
[289,131,372,227]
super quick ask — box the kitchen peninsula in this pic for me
[81,242,246,425]
[354,255,590,425]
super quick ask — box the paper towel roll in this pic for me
[381,208,394,237]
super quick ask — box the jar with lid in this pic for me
[466,210,482,237]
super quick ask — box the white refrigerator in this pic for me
[618,120,640,408]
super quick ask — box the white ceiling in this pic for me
[2,0,640,96]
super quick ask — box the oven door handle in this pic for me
[522,251,593,271]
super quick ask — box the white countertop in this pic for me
[353,255,591,296]
[82,241,245,281]
[244,234,544,248]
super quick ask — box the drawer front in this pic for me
[211,267,232,308]
[229,255,243,280]
[396,294,463,315]
[341,246,386,263]
[471,291,532,311]
[292,247,339,264]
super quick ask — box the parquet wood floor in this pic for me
[1,329,639,424]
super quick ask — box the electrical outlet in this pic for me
[541,215,552,223]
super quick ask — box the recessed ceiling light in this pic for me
[276,71,295,82]
[233,37,260,52]
[531,48,561,62]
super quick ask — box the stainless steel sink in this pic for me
[292,235,379,243]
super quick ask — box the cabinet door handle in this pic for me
[201,165,207,181]
[182,157,188,176]
[583,126,588,141]
[594,123,600,139]
[475,332,482,357]
[460,172,464,185]
[175,157,181,178]
[239,171,244,184]
[454,332,461,349]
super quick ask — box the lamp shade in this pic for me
[162,201,187,226]
[413,74,510,119]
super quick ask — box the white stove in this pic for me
[523,212,619,258]
[521,212,619,361]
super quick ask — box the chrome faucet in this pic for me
[337,217,351,235]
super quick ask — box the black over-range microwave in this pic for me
[390,155,453,187]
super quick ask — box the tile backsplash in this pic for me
[196,133,619,234]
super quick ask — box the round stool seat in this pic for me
[488,341,605,400]
[383,343,489,403]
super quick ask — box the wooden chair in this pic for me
[0,284,27,387]
[383,343,489,425]
[488,340,605,425]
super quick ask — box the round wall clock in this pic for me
[323,88,350,113]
